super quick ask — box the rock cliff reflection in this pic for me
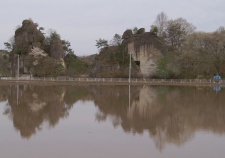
[3,85,91,138]
[2,85,225,150]
[94,86,225,150]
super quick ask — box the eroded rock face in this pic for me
[10,19,68,77]
[123,31,165,77]
[11,19,45,76]
[50,39,64,59]
[137,28,145,34]
[128,42,161,77]
[90,46,141,78]
[92,29,165,78]
[14,19,44,54]
[122,30,133,39]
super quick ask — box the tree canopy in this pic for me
[95,38,109,49]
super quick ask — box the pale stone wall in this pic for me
[127,86,158,120]
[128,42,161,77]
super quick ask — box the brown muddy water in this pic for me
[0,85,225,158]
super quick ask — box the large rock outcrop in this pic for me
[14,19,45,54]
[10,19,66,77]
[122,28,166,77]
[10,19,45,76]
[50,39,64,59]
[92,28,166,78]
[90,46,141,78]
[122,30,133,39]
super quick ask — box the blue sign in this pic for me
[214,73,221,82]
[214,86,221,93]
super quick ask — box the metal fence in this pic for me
[0,77,224,84]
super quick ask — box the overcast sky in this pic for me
[1,0,224,56]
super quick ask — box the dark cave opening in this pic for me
[134,61,140,66]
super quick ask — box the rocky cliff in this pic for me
[10,19,65,77]
[90,46,140,78]
[92,28,166,78]
[14,19,45,54]
[122,28,166,77]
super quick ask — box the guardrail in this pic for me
[0,77,224,84]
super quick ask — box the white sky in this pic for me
[1,0,224,56]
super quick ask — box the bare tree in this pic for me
[110,34,122,46]
[154,12,168,37]
[216,26,225,33]
[165,18,196,49]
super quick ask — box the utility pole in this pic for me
[129,52,131,83]
[17,55,19,80]
[128,52,131,110]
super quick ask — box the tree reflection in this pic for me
[0,86,9,102]
[2,84,225,151]
[4,85,91,139]
[92,85,225,150]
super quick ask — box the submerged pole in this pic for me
[17,55,19,80]
[129,84,130,110]
[129,52,131,83]
[17,85,19,105]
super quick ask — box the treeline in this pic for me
[152,12,225,79]
[2,16,225,79]
[0,50,11,76]
[95,12,225,79]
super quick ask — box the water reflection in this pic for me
[3,85,91,138]
[92,85,225,150]
[0,86,9,102]
[214,86,221,93]
[1,84,225,150]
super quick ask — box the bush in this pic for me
[64,53,89,77]
[34,56,65,77]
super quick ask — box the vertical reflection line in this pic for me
[17,85,18,106]
[129,84,130,110]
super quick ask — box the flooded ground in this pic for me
[0,85,225,158]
